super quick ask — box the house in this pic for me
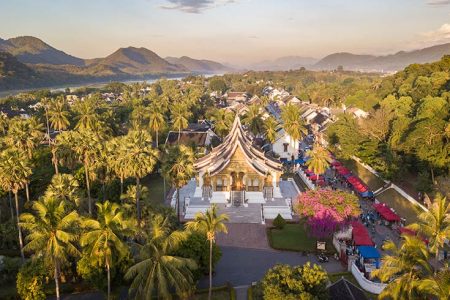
[327,278,368,300]
[272,127,299,161]
[247,95,262,106]
[347,107,369,119]
[278,95,301,106]
[0,108,30,119]
[225,92,248,104]
[165,123,219,148]
[269,88,289,101]
[225,102,249,115]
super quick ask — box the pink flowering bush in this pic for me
[295,190,361,239]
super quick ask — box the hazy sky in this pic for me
[1,0,449,64]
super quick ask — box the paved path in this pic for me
[216,223,270,249]
[198,246,345,288]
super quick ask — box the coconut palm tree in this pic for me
[5,116,44,159]
[0,148,32,261]
[148,104,165,148]
[373,235,434,300]
[48,96,70,132]
[186,205,229,300]
[106,136,128,197]
[264,116,279,144]
[81,201,134,300]
[416,267,450,300]
[161,145,195,222]
[73,98,102,131]
[242,104,264,136]
[209,109,234,137]
[305,143,332,174]
[281,104,308,147]
[408,194,450,261]
[20,196,80,300]
[125,214,196,299]
[122,130,159,222]
[170,103,192,143]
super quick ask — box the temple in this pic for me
[178,116,299,223]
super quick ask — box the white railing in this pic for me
[351,262,386,295]
[296,169,316,190]
[170,190,178,208]
[287,177,301,194]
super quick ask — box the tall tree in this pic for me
[73,97,102,131]
[305,143,333,175]
[125,215,196,299]
[106,136,128,197]
[209,109,234,137]
[264,116,278,144]
[281,104,307,148]
[122,130,159,222]
[44,173,81,209]
[162,145,195,222]
[5,116,44,159]
[81,201,134,300]
[242,105,264,136]
[20,197,80,300]
[170,103,192,143]
[148,104,165,148]
[0,149,32,261]
[186,205,228,300]
[48,96,70,132]
[408,194,450,260]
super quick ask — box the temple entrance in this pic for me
[231,171,245,191]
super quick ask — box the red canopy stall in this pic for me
[351,221,374,246]
[374,203,401,222]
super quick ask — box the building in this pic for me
[347,107,369,119]
[272,128,299,161]
[327,278,369,300]
[165,122,219,148]
[180,116,298,222]
[278,95,301,106]
[225,92,248,105]
[247,95,262,106]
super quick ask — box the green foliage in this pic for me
[16,259,47,300]
[0,256,22,284]
[260,263,328,300]
[208,77,228,94]
[173,232,222,280]
[273,214,286,230]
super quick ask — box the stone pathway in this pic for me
[216,223,270,249]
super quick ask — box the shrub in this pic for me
[273,214,286,230]
[16,259,47,300]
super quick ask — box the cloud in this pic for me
[426,0,450,5]
[160,0,236,13]
[422,23,450,44]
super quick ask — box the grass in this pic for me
[268,222,334,253]
[328,272,378,300]
[142,173,166,206]
[341,159,385,191]
[376,188,420,224]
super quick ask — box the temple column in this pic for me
[194,171,203,199]
[272,171,282,199]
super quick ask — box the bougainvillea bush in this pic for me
[295,189,361,239]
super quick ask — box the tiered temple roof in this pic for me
[195,116,282,176]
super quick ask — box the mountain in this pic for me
[0,51,44,90]
[0,36,85,66]
[248,56,318,71]
[314,43,450,72]
[165,56,231,73]
[85,47,187,74]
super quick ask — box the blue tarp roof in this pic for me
[360,191,374,197]
[357,246,380,259]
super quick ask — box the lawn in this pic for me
[193,286,235,300]
[142,173,166,206]
[268,222,334,253]
[328,272,377,300]
[341,159,385,191]
[376,188,420,224]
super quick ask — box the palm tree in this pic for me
[125,215,196,299]
[81,201,134,299]
[73,97,102,131]
[106,136,128,197]
[44,173,81,208]
[5,116,44,159]
[20,197,80,300]
[161,145,195,222]
[170,103,192,143]
[408,194,450,261]
[281,104,308,148]
[48,96,70,132]
[209,109,234,137]
[148,104,165,148]
[416,267,450,300]
[242,105,264,136]
[305,143,332,174]
[186,205,229,300]
[122,130,159,222]
[373,235,433,300]
[264,116,279,144]
[0,149,32,261]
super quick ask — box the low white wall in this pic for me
[296,169,316,190]
[263,206,292,220]
[351,262,386,295]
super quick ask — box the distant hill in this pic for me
[314,43,450,72]
[86,47,187,74]
[165,56,231,73]
[249,56,318,71]
[0,51,44,90]
[0,36,85,66]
